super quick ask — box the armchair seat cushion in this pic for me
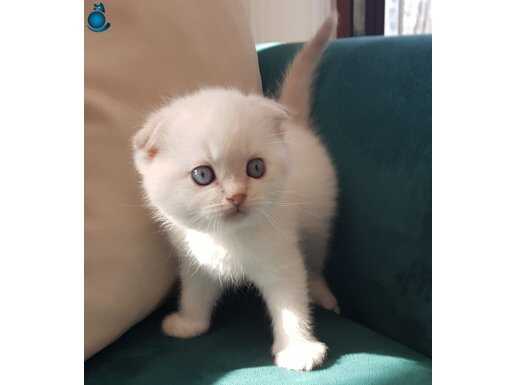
[85,296,431,385]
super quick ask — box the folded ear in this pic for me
[132,110,164,174]
[266,99,291,138]
[248,95,290,137]
[270,103,290,138]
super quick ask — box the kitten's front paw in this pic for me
[161,312,209,338]
[273,340,327,371]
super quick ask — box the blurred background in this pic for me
[245,0,432,43]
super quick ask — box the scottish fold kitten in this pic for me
[133,15,339,371]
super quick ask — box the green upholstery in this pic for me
[86,36,432,384]
[86,294,431,385]
[260,35,432,356]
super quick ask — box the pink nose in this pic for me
[226,193,247,208]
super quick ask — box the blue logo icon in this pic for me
[87,3,110,32]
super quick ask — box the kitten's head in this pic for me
[133,88,290,233]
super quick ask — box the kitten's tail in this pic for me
[278,13,337,124]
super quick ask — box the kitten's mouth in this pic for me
[224,207,247,220]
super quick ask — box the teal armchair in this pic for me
[85,35,432,385]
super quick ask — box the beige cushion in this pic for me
[85,0,261,359]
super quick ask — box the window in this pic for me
[385,0,432,35]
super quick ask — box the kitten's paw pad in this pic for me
[161,313,209,338]
[274,340,327,371]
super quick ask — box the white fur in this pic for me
[133,15,339,371]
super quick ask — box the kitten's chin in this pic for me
[219,207,262,230]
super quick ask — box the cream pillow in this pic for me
[85,0,261,359]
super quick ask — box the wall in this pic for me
[245,0,334,43]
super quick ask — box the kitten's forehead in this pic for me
[162,89,280,165]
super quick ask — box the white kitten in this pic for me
[133,15,339,371]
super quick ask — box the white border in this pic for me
[0,2,83,384]
[1,1,515,384]
[434,1,515,384]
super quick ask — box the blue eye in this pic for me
[247,158,265,179]
[191,166,215,186]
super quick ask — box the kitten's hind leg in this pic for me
[308,274,340,315]
[302,228,341,314]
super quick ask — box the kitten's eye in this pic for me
[247,158,266,179]
[191,165,215,186]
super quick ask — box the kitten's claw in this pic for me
[273,340,327,371]
[161,312,209,338]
